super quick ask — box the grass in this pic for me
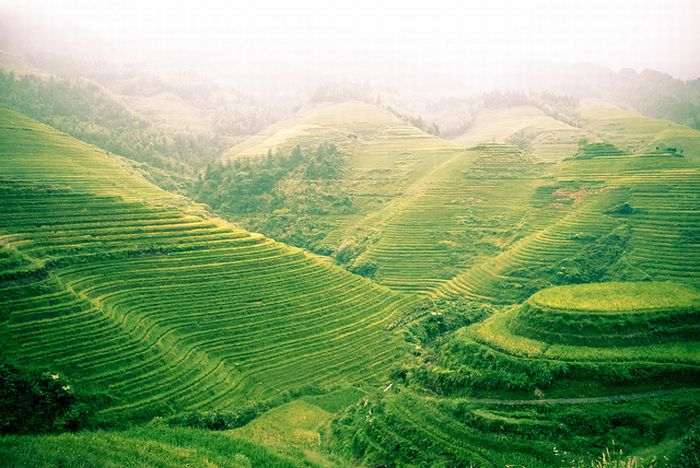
[350,143,554,296]
[0,105,415,425]
[469,305,700,362]
[232,399,331,448]
[404,281,700,402]
[214,100,465,268]
[211,100,699,303]
[438,143,700,303]
[0,425,300,467]
[452,104,595,162]
[230,399,347,467]
[578,99,700,165]
[3,99,700,466]
[529,282,700,312]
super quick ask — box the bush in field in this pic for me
[0,364,91,434]
[407,299,494,345]
[677,423,700,467]
[349,260,378,279]
[166,405,262,431]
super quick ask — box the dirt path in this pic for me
[452,387,700,406]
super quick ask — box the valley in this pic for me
[0,39,699,467]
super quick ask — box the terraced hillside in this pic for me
[349,144,554,296]
[452,105,595,161]
[436,140,700,303]
[0,105,413,421]
[324,108,698,301]
[223,101,461,188]
[208,101,464,252]
[335,384,700,467]
[576,100,700,168]
[335,282,700,466]
[468,282,700,371]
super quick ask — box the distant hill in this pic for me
[451,104,595,161]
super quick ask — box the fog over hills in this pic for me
[1,2,700,467]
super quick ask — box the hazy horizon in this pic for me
[1,0,699,92]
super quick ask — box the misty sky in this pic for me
[2,0,700,83]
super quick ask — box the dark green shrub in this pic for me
[0,364,90,434]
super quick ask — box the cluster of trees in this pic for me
[193,143,348,214]
[310,81,375,104]
[386,106,441,136]
[192,143,354,253]
[0,363,91,434]
[607,69,700,130]
[482,90,582,126]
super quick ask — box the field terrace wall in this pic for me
[0,106,414,421]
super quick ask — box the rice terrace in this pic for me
[1,1,699,467]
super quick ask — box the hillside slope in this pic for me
[200,101,464,256]
[0,425,297,467]
[341,104,700,300]
[348,144,554,295]
[438,143,700,303]
[334,281,700,467]
[579,99,700,164]
[452,105,595,161]
[0,105,413,422]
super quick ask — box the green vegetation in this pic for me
[352,144,551,295]
[0,71,227,192]
[453,104,593,162]
[2,93,699,466]
[332,387,698,467]
[570,141,626,159]
[330,283,699,466]
[0,364,92,435]
[412,283,700,396]
[529,281,700,312]
[437,141,700,304]
[193,143,351,251]
[0,106,412,431]
[211,101,464,261]
[0,425,297,467]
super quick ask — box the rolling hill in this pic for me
[578,99,700,164]
[199,100,465,256]
[438,137,700,303]
[2,95,699,466]
[335,282,700,467]
[205,99,700,305]
[451,105,595,162]
[0,105,414,425]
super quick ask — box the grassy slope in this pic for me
[352,144,554,296]
[0,105,414,422]
[226,101,699,302]
[436,143,700,303]
[218,101,465,248]
[579,99,700,164]
[529,281,700,312]
[337,282,700,466]
[0,425,299,467]
[452,105,595,162]
[231,394,360,467]
[3,100,699,466]
[325,105,700,466]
